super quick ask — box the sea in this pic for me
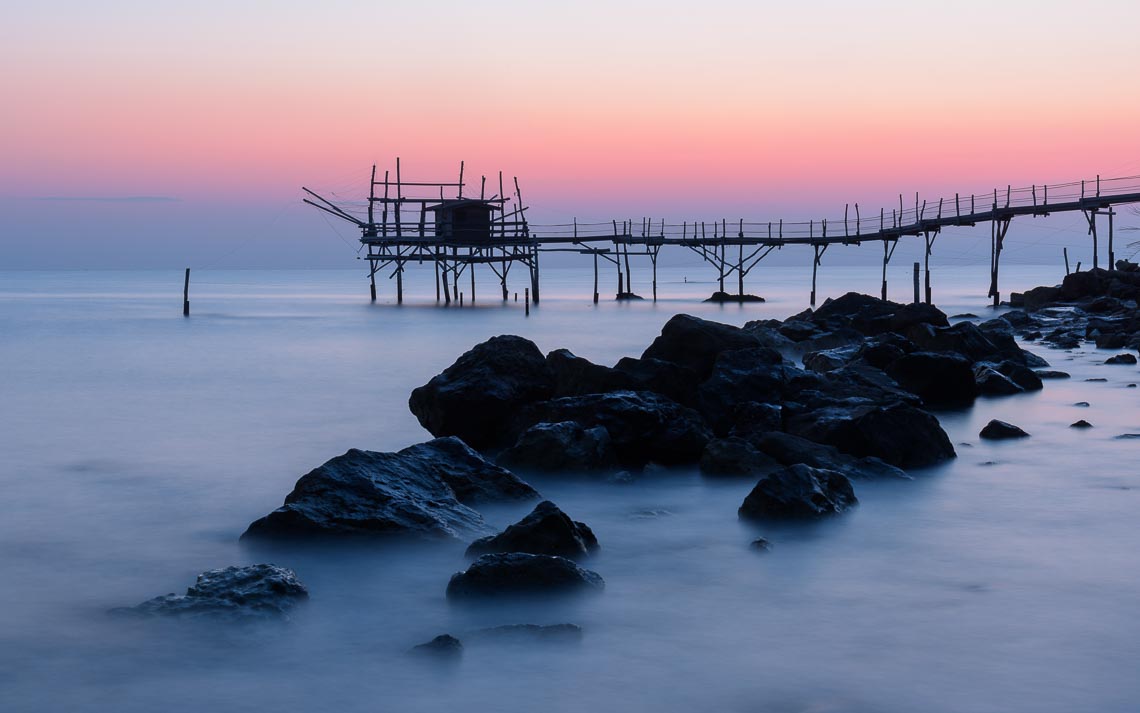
[1,264,1138,713]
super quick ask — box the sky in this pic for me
[2,0,1139,269]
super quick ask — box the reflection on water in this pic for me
[1,266,1138,712]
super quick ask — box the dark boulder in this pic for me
[516,391,712,467]
[778,319,821,342]
[726,401,784,440]
[907,322,1005,364]
[810,292,948,335]
[738,464,857,519]
[697,348,795,433]
[1106,353,1138,365]
[466,501,599,560]
[974,365,1024,396]
[742,322,798,349]
[885,352,977,406]
[802,344,862,373]
[409,336,554,450]
[410,634,463,658]
[1070,420,1093,429]
[242,439,537,541]
[498,421,615,473]
[787,402,956,469]
[699,436,780,477]
[750,538,773,552]
[641,314,760,378]
[111,564,308,621]
[979,420,1030,439]
[1035,370,1071,379]
[751,432,909,480]
[995,361,1043,391]
[546,349,632,397]
[705,291,765,303]
[612,356,700,407]
[446,553,604,599]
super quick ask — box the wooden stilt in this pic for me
[1108,208,1115,269]
[370,264,377,302]
[593,252,599,304]
[183,268,190,316]
[525,287,530,316]
[531,245,540,304]
[1064,247,1071,275]
[913,262,920,304]
[470,248,476,304]
[811,246,819,307]
[881,242,889,301]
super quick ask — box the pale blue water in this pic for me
[1,265,1138,713]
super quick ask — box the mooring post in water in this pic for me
[880,242,889,301]
[913,262,920,304]
[810,245,820,307]
[1064,247,1071,275]
[525,287,530,316]
[923,230,936,305]
[593,252,599,304]
[470,251,476,304]
[183,268,190,316]
[531,245,541,304]
[1108,208,1115,269]
[434,259,440,302]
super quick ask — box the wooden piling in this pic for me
[371,267,377,302]
[593,252,599,304]
[525,287,530,316]
[913,262,920,304]
[183,268,190,316]
[1064,247,1071,275]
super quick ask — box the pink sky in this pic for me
[2,1,1139,267]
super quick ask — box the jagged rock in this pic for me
[1071,420,1093,429]
[517,390,712,467]
[1105,353,1137,365]
[499,422,615,472]
[974,365,1024,396]
[1035,370,1071,379]
[750,432,909,480]
[809,292,948,335]
[979,420,1030,439]
[409,335,555,450]
[787,402,956,469]
[615,292,644,300]
[111,564,308,621]
[466,501,598,560]
[742,322,798,349]
[906,321,1008,364]
[546,349,632,397]
[699,436,780,477]
[641,314,761,378]
[242,439,537,541]
[612,356,700,407]
[995,361,1044,391]
[697,347,794,433]
[885,351,977,406]
[446,553,604,599]
[738,464,857,519]
[411,634,463,658]
[778,319,821,342]
[726,401,783,440]
[802,344,862,373]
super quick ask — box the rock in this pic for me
[778,319,821,342]
[750,538,773,552]
[111,564,308,621]
[907,321,1007,364]
[1086,378,1108,382]
[1114,433,1140,439]
[446,553,604,599]
[468,623,583,643]
[726,401,784,440]
[974,365,1024,396]
[697,347,794,433]
[787,402,956,469]
[699,436,780,477]
[641,314,761,378]
[409,335,555,450]
[741,322,797,349]
[750,432,909,480]
[1074,401,1090,407]
[802,344,862,373]
[809,292,948,335]
[1105,353,1137,365]
[705,291,765,303]
[885,352,977,406]
[546,349,631,397]
[499,421,615,472]
[466,501,599,560]
[615,292,644,300]
[1070,420,1093,429]
[517,390,712,467]
[1020,284,1063,310]
[979,420,1030,439]
[242,439,537,541]
[612,356,700,406]
[1035,370,1071,379]
[952,313,978,319]
[411,634,463,658]
[995,361,1043,391]
[738,464,857,519]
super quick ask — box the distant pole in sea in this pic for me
[183,268,190,316]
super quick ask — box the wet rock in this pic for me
[641,314,761,378]
[446,553,604,599]
[750,432,909,480]
[697,348,796,433]
[411,634,463,658]
[787,402,956,469]
[979,420,1030,440]
[738,464,857,519]
[1034,370,1071,380]
[995,361,1043,391]
[612,356,700,407]
[517,391,712,467]
[802,344,862,373]
[750,538,773,552]
[809,292,948,335]
[1070,420,1093,429]
[409,335,555,450]
[705,291,765,303]
[726,401,784,440]
[741,322,797,350]
[546,349,631,397]
[974,365,1024,396]
[615,292,644,301]
[699,436,780,477]
[112,564,307,621]
[242,439,537,541]
[466,501,599,560]
[1086,378,1108,382]
[1114,433,1140,439]
[885,351,977,406]
[1105,353,1137,365]
[907,321,1007,364]
[778,319,821,342]
[1074,401,1090,407]
[499,422,615,472]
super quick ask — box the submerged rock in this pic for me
[112,564,308,621]
[409,335,555,450]
[410,634,463,658]
[469,623,584,643]
[1105,353,1137,365]
[1070,420,1093,429]
[705,291,765,303]
[738,464,857,519]
[979,420,1030,440]
[750,538,773,552]
[242,439,537,541]
[466,501,599,560]
[974,365,1024,396]
[1034,370,1071,379]
[446,553,604,599]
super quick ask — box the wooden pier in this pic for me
[304,164,1140,308]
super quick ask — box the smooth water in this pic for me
[1,265,1138,713]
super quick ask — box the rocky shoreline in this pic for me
[115,273,1139,652]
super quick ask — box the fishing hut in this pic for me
[303,159,540,305]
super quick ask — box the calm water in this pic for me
[1,265,1138,713]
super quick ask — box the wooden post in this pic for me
[531,245,540,304]
[593,252,599,304]
[1064,247,1071,275]
[434,257,440,302]
[913,262,920,304]
[881,242,888,301]
[183,268,190,316]
[370,263,377,302]
[1108,208,1115,269]
[652,248,658,302]
[470,249,476,304]
[810,246,819,307]
[525,287,530,316]
[924,232,934,305]
[396,259,403,305]
[1091,210,1099,270]
[441,252,451,305]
